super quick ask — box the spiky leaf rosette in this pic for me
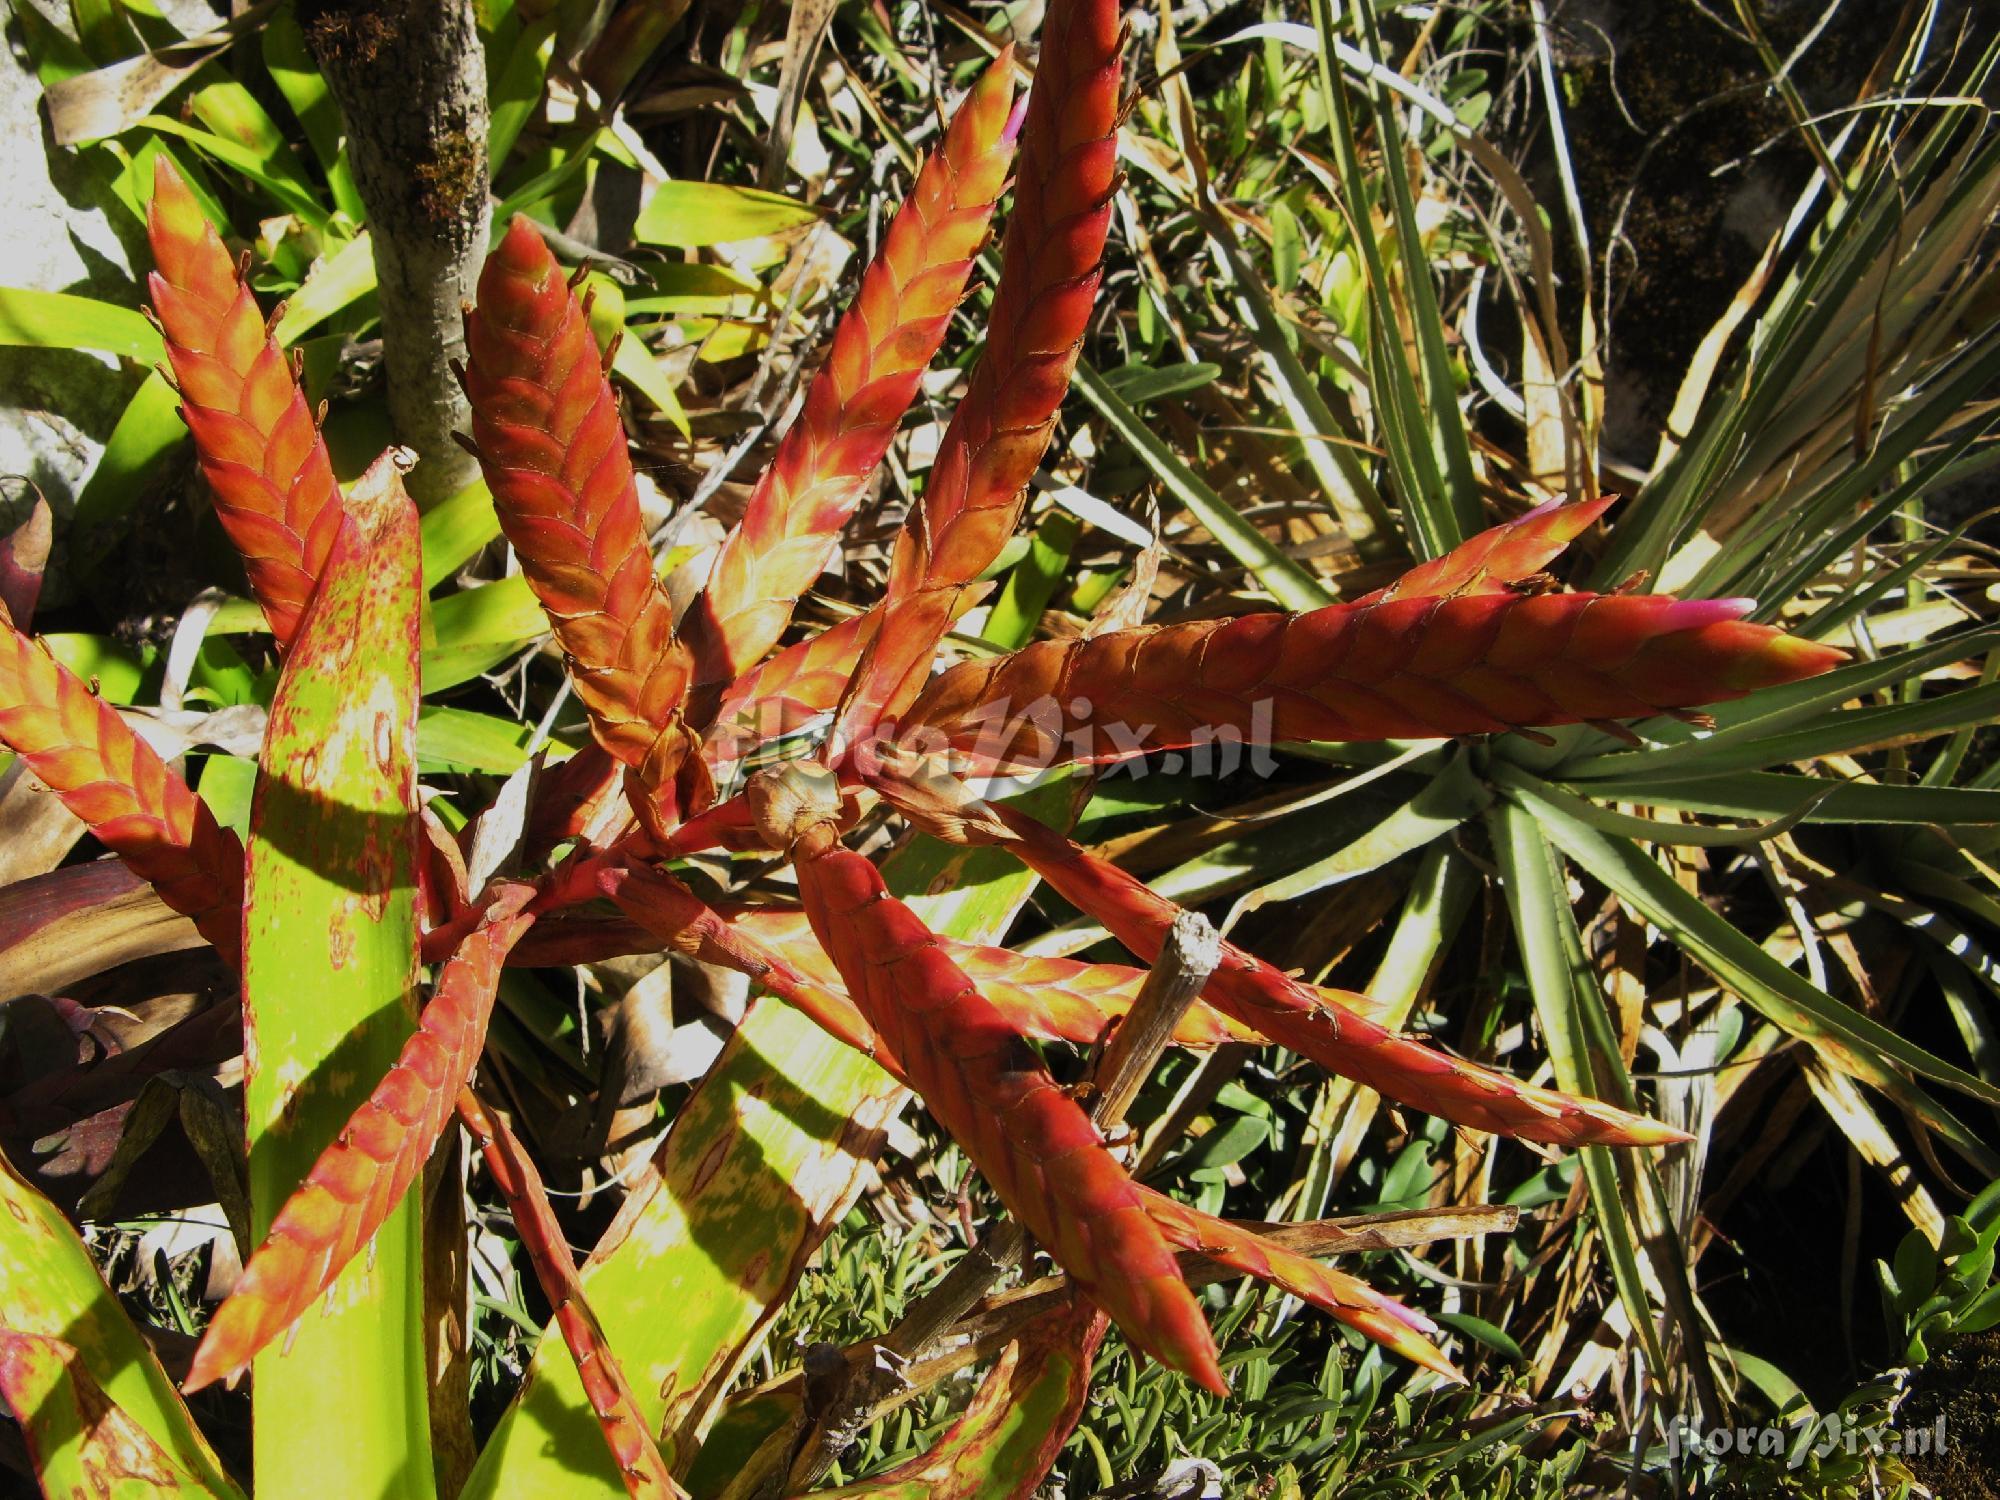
[145,158,341,650]
[184,900,533,1393]
[680,54,1019,693]
[0,626,242,962]
[901,592,1847,773]
[830,0,1125,746]
[746,764,1227,1395]
[462,219,695,801]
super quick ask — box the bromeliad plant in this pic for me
[0,2,1860,1494]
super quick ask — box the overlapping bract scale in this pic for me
[461,219,696,801]
[0,626,242,962]
[681,54,1019,691]
[902,589,1845,773]
[146,159,342,651]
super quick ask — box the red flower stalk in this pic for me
[749,763,1227,1395]
[455,1088,684,1499]
[978,801,1689,1147]
[460,218,696,801]
[600,859,892,1067]
[730,908,1259,1050]
[680,55,1020,693]
[0,626,242,963]
[146,158,342,651]
[828,0,1125,747]
[1138,1189,1462,1381]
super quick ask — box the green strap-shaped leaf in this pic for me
[1502,772,2000,1116]
[0,1154,240,1497]
[0,287,164,360]
[1565,683,2000,784]
[422,575,547,692]
[1489,803,1666,1373]
[1231,748,1490,913]
[633,181,821,248]
[242,452,433,1499]
[1542,768,2000,828]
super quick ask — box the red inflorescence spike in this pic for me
[900,590,1848,774]
[829,0,1126,748]
[747,764,1227,1395]
[0,626,242,963]
[182,904,534,1393]
[461,218,697,804]
[681,54,1019,694]
[146,159,342,651]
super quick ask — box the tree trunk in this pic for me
[301,0,490,506]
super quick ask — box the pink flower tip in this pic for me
[1002,95,1030,147]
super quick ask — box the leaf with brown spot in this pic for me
[238,447,434,1496]
[0,1332,224,1496]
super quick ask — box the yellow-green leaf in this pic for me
[241,452,433,1498]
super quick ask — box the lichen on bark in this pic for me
[301,0,491,506]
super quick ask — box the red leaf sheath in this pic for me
[462,219,695,797]
[830,0,1125,746]
[697,583,987,780]
[988,804,1688,1148]
[754,783,1226,1396]
[182,904,533,1393]
[145,159,341,651]
[902,592,1848,773]
[519,744,632,862]
[0,627,242,963]
[680,55,1019,691]
[1137,1189,1462,1381]
[455,1089,683,1500]
[1365,496,1614,602]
